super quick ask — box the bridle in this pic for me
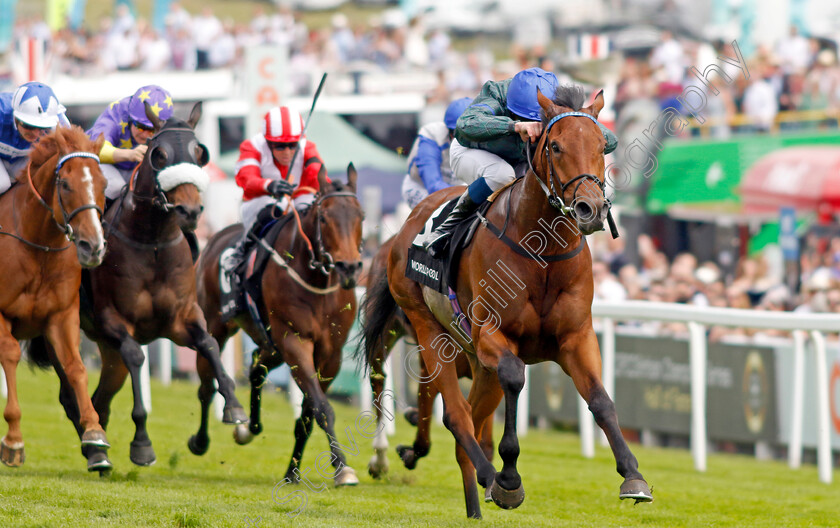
[29,151,103,243]
[527,111,609,218]
[305,190,359,276]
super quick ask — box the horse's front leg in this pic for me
[96,310,155,466]
[283,334,358,487]
[0,318,24,467]
[45,312,111,452]
[172,307,246,425]
[561,329,652,502]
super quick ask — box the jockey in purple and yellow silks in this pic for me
[87,85,174,200]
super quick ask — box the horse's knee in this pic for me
[120,343,145,370]
[587,388,616,424]
[497,351,525,394]
[197,383,215,404]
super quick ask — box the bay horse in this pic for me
[0,125,110,470]
[362,235,493,479]
[195,165,364,486]
[43,102,247,471]
[358,87,652,518]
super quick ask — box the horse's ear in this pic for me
[91,133,105,157]
[317,165,329,195]
[537,90,554,116]
[585,90,605,119]
[187,101,203,129]
[144,101,163,131]
[346,162,357,192]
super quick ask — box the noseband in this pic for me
[528,111,609,218]
[30,151,103,242]
[306,190,358,276]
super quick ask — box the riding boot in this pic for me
[222,206,276,276]
[424,189,480,259]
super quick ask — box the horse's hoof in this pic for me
[129,441,157,466]
[233,425,254,445]
[87,450,113,473]
[619,478,653,503]
[80,429,110,448]
[403,408,420,427]
[367,452,389,479]
[396,445,418,470]
[489,478,525,510]
[222,405,248,425]
[334,466,359,487]
[248,422,263,436]
[0,437,25,467]
[187,434,210,456]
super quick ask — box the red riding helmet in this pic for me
[263,106,304,143]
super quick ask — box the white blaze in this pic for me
[82,166,104,244]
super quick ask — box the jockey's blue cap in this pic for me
[12,82,65,129]
[128,85,174,128]
[444,97,472,130]
[506,68,559,121]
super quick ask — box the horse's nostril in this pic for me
[76,240,92,254]
[574,201,594,221]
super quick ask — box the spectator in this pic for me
[192,7,222,70]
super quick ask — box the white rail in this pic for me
[590,300,835,484]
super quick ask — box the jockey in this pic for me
[0,82,70,195]
[222,105,326,275]
[87,85,174,201]
[401,97,472,209]
[424,67,618,257]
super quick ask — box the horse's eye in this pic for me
[551,142,560,154]
[59,179,71,192]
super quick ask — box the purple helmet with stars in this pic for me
[127,85,174,128]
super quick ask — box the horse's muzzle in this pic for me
[573,199,607,236]
[174,204,203,231]
[76,238,106,268]
[334,260,363,289]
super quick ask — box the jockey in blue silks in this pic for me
[0,82,70,195]
[87,85,175,200]
[401,97,472,209]
[424,68,618,257]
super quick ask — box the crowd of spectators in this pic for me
[588,231,840,341]
[615,27,840,136]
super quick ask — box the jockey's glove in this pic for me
[267,180,295,198]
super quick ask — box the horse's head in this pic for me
[31,126,108,267]
[535,86,610,235]
[139,101,209,231]
[309,164,364,289]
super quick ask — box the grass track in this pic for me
[0,365,837,527]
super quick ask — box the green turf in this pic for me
[0,365,836,527]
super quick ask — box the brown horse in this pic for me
[362,235,493,479]
[0,125,109,470]
[43,103,246,471]
[195,165,364,486]
[359,87,652,518]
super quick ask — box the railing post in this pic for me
[809,331,833,484]
[383,353,396,436]
[516,365,529,437]
[159,339,172,386]
[600,318,615,446]
[578,395,594,458]
[140,345,152,413]
[688,322,707,472]
[789,330,806,469]
[0,365,6,399]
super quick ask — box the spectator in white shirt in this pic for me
[191,7,222,70]
[650,30,686,85]
[139,27,172,72]
[743,64,779,132]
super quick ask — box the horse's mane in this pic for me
[541,85,586,125]
[29,125,94,169]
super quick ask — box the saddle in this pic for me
[406,197,492,294]
[219,213,296,327]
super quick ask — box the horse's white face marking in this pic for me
[82,166,104,244]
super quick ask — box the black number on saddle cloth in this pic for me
[406,197,489,294]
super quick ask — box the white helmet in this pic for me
[12,82,66,129]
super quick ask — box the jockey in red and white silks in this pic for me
[234,106,325,235]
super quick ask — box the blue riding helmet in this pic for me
[506,68,559,121]
[12,82,65,128]
[444,97,473,130]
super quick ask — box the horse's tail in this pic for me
[355,270,399,373]
[24,336,53,370]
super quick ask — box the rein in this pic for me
[262,188,359,295]
[0,151,102,252]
